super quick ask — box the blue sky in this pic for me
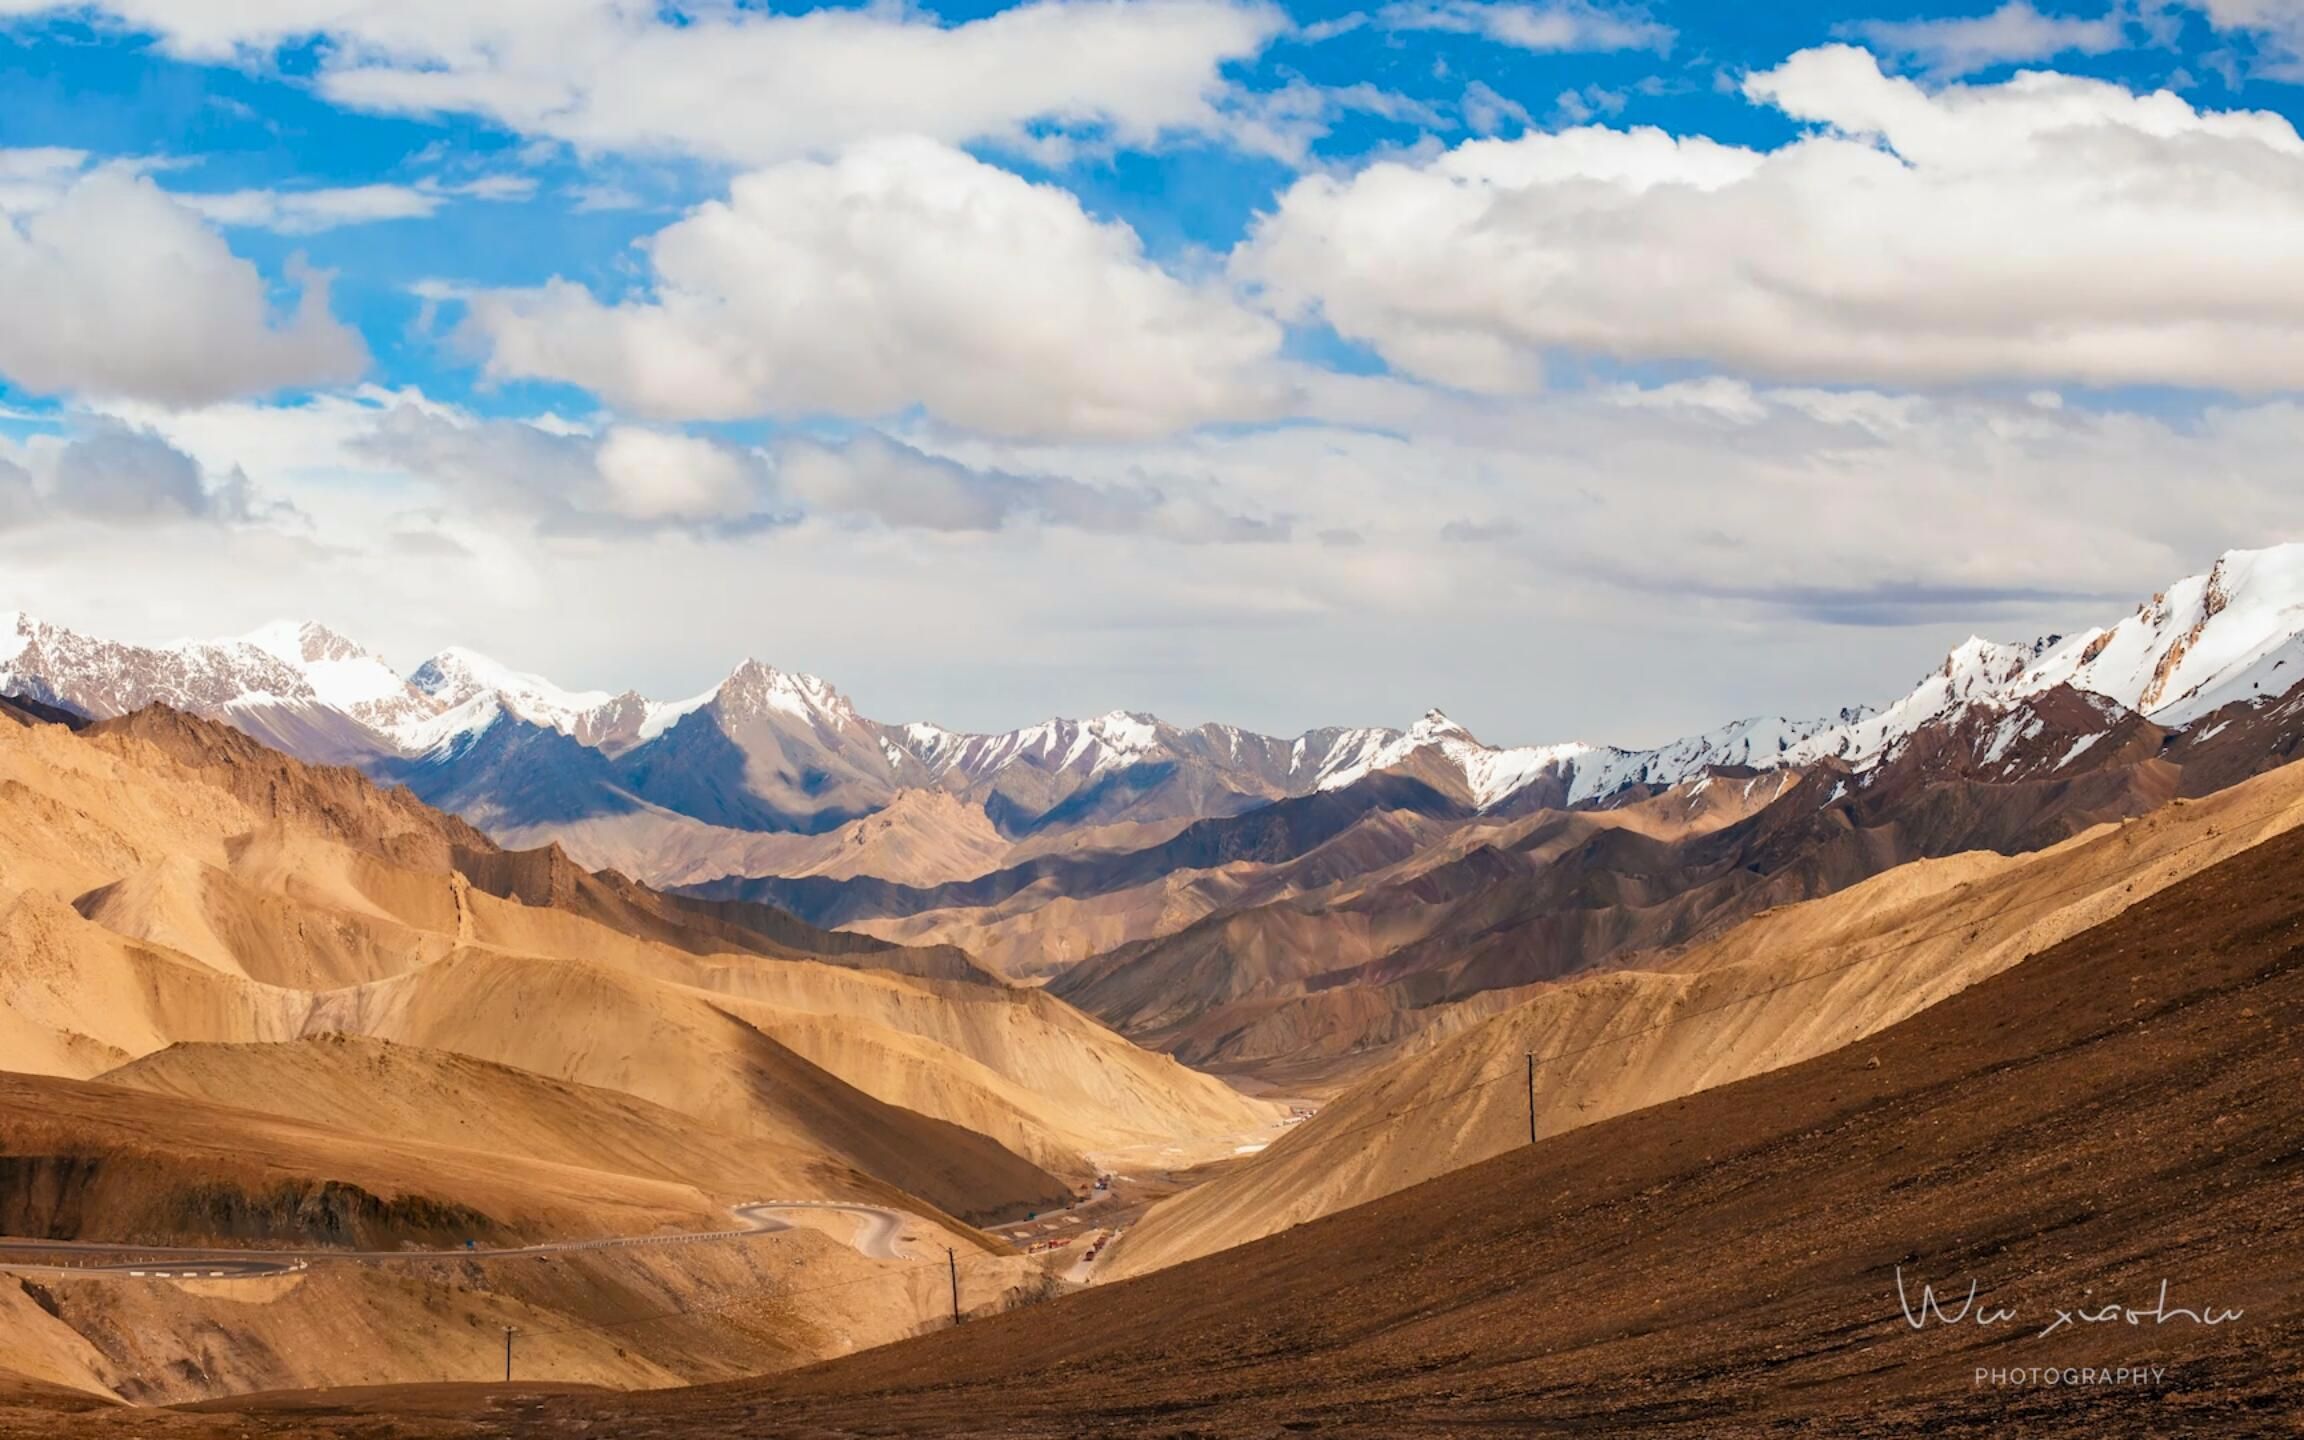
[2,1,2303,743]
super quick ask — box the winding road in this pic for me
[742,1202,919,1260]
[0,1201,922,1280]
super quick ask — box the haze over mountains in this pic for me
[0,695,1286,1399]
[9,545,2304,889]
[10,544,2304,1428]
[14,546,2304,1073]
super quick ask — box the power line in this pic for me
[474,818,2230,1362]
[1236,812,2236,1158]
[71,812,2233,1377]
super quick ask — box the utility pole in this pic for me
[503,1327,515,1383]
[1526,1052,1537,1145]
[947,1246,962,1326]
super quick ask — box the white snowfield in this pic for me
[1317,545,2304,810]
[7,543,2304,815]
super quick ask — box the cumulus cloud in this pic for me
[50,426,225,521]
[0,147,90,214]
[350,405,781,536]
[776,432,1288,542]
[0,423,272,527]
[0,169,366,405]
[0,0,1287,165]
[465,138,1286,439]
[35,375,2304,743]
[2189,0,2304,77]
[111,387,1288,543]
[0,457,36,527]
[1236,45,2304,394]
[1846,2,2129,76]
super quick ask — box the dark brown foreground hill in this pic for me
[13,813,2304,1437]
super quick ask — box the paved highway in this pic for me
[0,1201,922,1280]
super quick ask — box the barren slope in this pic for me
[99,1036,912,1211]
[2,706,1269,1225]
[25,764,2302,1437]
[1111,740,2304,1277]
[0,1070,721,1248]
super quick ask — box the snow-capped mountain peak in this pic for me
[2022,543,2304,726]
[14,541,2304,852]
[395,689,508,759]
[407,645,710,754]
[412,647,612,726]
[0,611,29,669]
[715,659,857,731]
[238,620,440,733]
[1315,708,1595,807]
[241,619,372,667]
[1407,708,1472,743]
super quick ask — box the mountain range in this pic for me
[10,544,2304,901]
[10,545,2304,1425]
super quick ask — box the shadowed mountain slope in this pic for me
[1,706,1273,1229]
[1110,732,2304,1275]
[32,742,2303,1436]
[1048,681,2304,1078]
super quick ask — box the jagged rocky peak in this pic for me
[242,619,374,667]
[716,658,857,727]
[1406,707,1474,743]
[1935,634,2059,694]
[408,647,492,703]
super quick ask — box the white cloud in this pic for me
[1378,0,1673,52]
[178,182,442,233]
[1846,3,2129,77]
[95,386,1288,542]
[345,403,778,536]
[0,422,272,527]
[465,137,1287,439]
[0,169,366,406]
[592,427,767,524]
[1236,45,2304,394]
[2188,0,2304,77]
[29,374,2304,744]
[1462,81,1535,135]
[173,173,539,233]
[777,432,1287,541]
[0,147,90,214]
[0,0,1287,165]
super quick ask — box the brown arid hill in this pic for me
[0,1061,1044,1406]
[1037,681,2304,1083]
[0,1069,721,1248]
[495,786,1086,891]
[42,780,2302,1438]
[0,711,1062,1221]
[719,766,1783,985]
[0,701,1281,1402]
[96,1035,936,1224]
[1,704,1273,1206]
[0,1209,1013,1409]
[1108,735,2304,1277]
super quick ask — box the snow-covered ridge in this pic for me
[717,659,858,731]
[1314,706,1869,810]
[1303,543,2304,812]
[7,542,2304,820]
[411,646,615,726]
[406,645,712,753]
[0,612,30,670]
